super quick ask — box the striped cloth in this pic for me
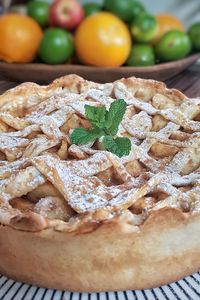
[0,273,200,300]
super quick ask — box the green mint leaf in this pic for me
[106,99,127,135]
[85,105,106,129]
[70,100,130,153]
[102,136,131,158]
[70,127,103,145]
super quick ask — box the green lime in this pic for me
[27,1,49,27]
[131,13,158,42]
[29,0,52,3]
[83,3,102,17]
[188,22,200,51]
[155,30,192,62]
[126,44,155,66]
[104,0,145,23]
[129,1,145,23]
[38,28,74,64]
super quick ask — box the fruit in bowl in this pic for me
[155,30,192,62]
[0,0,199,67]
[153,14,185,43]
[126,44,155,66]
[74,12,131,67]
[104,0,145,23]
[83,2,102,17]
[27,0,50,27]
[130,13,159,43]
[38,28,74,64]
[49,0,84,30]
[0,13,43,63]
[188,22,200,51]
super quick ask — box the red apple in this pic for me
[49,0,84,30]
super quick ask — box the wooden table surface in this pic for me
[0,63,200,97]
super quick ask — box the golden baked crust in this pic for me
[1,209,200,292]
[0,75,199,292]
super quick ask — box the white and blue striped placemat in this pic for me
[0,273,200,300]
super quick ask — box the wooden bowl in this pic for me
[0,54,199,84]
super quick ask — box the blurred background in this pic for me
[80,0,200,26]
[7,0,200,26]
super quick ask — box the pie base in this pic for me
[1,208,200,292]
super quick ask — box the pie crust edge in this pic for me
[0,207,200,292]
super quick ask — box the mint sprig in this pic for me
[85,105,106,129]
[102,136,131,158]
[70,127,103,145]
[70,99,131,157]
[105,99,127,135]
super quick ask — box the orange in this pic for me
[154,14,185,43]
[0,14,43,63]
[75,12,131,67]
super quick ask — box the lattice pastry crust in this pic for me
[0,75,200,292]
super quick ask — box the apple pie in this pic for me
[0,75,199,292]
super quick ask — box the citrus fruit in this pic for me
[104,0,145,23]
[188,22,200,51]
[155,30,192,62]
[0,14,43,63]
[83,2,102,17]
[27,0,49,27]
[154,14,185,43]
[29,0,52,3]
[75,12,131,67]
[38,28,74,64]
[126,44,155,66]
[129,1,145,22]
[131,13,158,43]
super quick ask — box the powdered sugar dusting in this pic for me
[0,76,199,227]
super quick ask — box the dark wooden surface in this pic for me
[0,63,200,97]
